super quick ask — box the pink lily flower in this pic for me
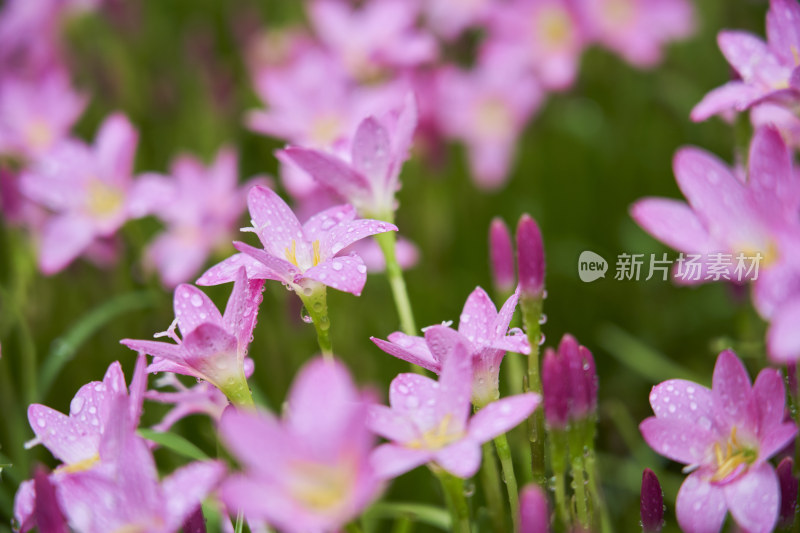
[219,358,382,532]
[18,113,160,274]
[197,185,397,296]
[308,0,437,79]
[422,0,492,40]
[143,147,267,288]
[0,71,85,159]
[279,93,417,220]
[640,350,797,533]
[437,60,543,189]
[692,0,800,121]
[144,373,231,432]
[372,287,529,406]
[577,0,694,69]
[121,267,264,405]
[368,343,540,479]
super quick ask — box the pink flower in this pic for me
[437,60,543,189]
[640,350,797,533]
[144,374,230,432]
[421,0,492,40]
[121,267,264,405]
[144,147,267,287]
[577,0,694,68]
[372,287,529,406]
[519,484,551,533]
[0,71,85,159]
[18,113,158,274]
[197,185,397,296]
[219,358,382,532]
[368,343,540,479]
[279,93,417,219]
[692,0,800,121]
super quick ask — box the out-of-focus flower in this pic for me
[197,185,396,296]
[489,217,516,296]
[0,71,85,159]
[577,0,694,68]
[144,373,231,432]
[219,358,382,533]
[751,102,800,149]
[279,93,417,220]
[692,0,799,121]
[121,267,264,405]
[640,350,797,533]
[143,147,267,288]
[368,342,540,479]
[422,0,492,40]
[308,0,437,80]
[640,468,664,533]
[372,287,529,405]
[519,484,550,533]
[437,59,543,189]
[19,113,160,274]
[484,0,586,91]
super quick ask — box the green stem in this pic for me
[494,432,520,532]
[433,467,471,533]
[345,522,364,533]
[220,374,255,407]
[374,230,417,337]
[569,427,590,530]
[480,442,508,533]
[298,285,333,360]
[520,296,545,487]
[549,429,571,528]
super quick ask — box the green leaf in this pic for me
[366,502,451,531]
[137,428,209,461]
[38,290,160,398]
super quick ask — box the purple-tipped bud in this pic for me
[640,468,664,533]
[542,347,569,429]
[778,457,798,529]
[516,214,545,300]
[489,217,516,295]
[33,467,67,533]
[580,346,598,415]
[182,506,208,533]
[519,484,551,533]
[559,334,589,420]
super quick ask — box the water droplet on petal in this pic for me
[190,294,203,307]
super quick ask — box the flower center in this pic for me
[710,427,757,483]
[537,7,573,50]
[407,414,464,451]
[24,119,53,150]
[86,179,124,219]
[476,98,513,138]
[284,240,321,270]
[288,459,353,512]
[55,453,100,474]
[603,0,635,26]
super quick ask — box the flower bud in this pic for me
[489,217,516,295]
[580,345,598,416]
[519,484,550,533]
[516,214,545,300]
[640,468,664,533]
[542,347,569,429]
[778,457,798,529]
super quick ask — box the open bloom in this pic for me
[372,286,529,405]
[368,343,540,479]
[640,350,797,533]
[121,267,263,405]
[692,0,800,121]
[219,358,382,533]
[197,185,397,296]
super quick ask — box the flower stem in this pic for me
[374,230,417,336]
[220,374,255,407]
[569,426,590,530]
[480,442,508,533]
[549,429,571,528]
[583,419,612,533]
[298,285,333,360]
[494,432,520,532]
[432,467,471,533]
[520,296,546,487]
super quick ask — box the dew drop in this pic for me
[332,262,343,271]
[190,294,203,307]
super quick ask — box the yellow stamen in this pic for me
[285,240,298,267]
[537,7,572,49]
[710,427,757,482]
[407,414,464,451]
[55,453,100,474]
[312,240,321,266]
[86,179,123,218]
[288,459,353,512]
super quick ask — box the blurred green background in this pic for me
[0,1,772,531]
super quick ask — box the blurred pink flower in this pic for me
[368,343,540,479]
[198,185,396,296]
[519,484,551,533]
[692,0,798,121]
[640,350,796,533]
[145,373,230,432]
[143,147,267,288]
[422,0,493,40]
[219,358,382,532]
[121,267,264,403]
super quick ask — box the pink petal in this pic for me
[303,255,368,295]
[173,284,223,338]
[37,214,95,274]
[676,471,727,533]
[752,367,787,433]
[768,299,800,363]
[691,81,764,121]
[279,147,370,206]
[759,422,798,459]
[127,172,176,218]
[219,408,287,479]
[748,125,799,220]
[94,113,137,184]
[222,267,265,348]
[233,241,299,284]
[493,290,520,341]
[351,117,391,184]
[435,342,474,428]
[246,185,303,257]
[423,326,468,367]
[630,198,712,252]
[162,461,226,531]
[371,334,440,372]
[319,219,397,258]
[181,323,239,381]
[458,287,497,345]
[366,404,417,442]
[434,439,482,478]
[197,253,282,286]
[119,339,185,364]
[766,0,800,66]
[301,204,356,242]
[639,417,717,465]
[389,373,440,429]
[648,379,715,425]
[718,31,776,83]
[712,350,755,431]
[27,405,97,464]
[468,393,540,443]
[724,463,780,533]
[370,443,432,479]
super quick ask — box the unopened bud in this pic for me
[640,468,664,533]
[516,214,545,300]
[489,217,516,295]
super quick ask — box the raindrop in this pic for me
[300,306,313,324]
[538,333,546,346]
[538,314,547,325]
[332,262,343,271]
[190,294,203,307]
[70,397,85,414]
[37,418,46,428]
[357,265,367,274]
